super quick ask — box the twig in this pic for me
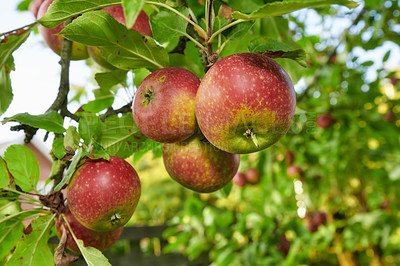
[101,102,132,122]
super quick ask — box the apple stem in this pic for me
[141,87,154,105]
[244,128,259,149]
[111,213,122,225]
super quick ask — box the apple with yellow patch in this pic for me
[133,67,200,143]
[195,53,296,154]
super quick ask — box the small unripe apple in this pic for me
[67,156,141,231]
[37,0,89,60]
[195,53,296,154]
[232,172,247,187]
[245,167,260,184]
[87,6,152,69]
[55,208,123,254]
[133,67,200,143]
[162,134,240,193]
[316,113,334,129]
[287,165,303,178]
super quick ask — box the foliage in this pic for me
[1,0,400,265]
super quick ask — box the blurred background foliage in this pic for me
[125,0,400,265]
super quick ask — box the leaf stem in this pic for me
[146,1,207,38]
[1,187,42,203]
[209,19,247,43]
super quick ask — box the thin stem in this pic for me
[209,19,246,43]
[206,0,214,55]
[1,187,41,203]
[146,1,207,38]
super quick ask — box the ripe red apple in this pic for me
[55,208,123,254]
[87,6,152,69]
[195,53,296,154]
[316,113,334,129]
[232,172,247,187]
[29,0,45,19]
[245,167,260,184]
[286,165,303,178]
[133,67,200,143]
[38,0,89,60]
[67,156,141,231]
[162,133,240,193]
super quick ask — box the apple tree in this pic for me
[2,0,398,265]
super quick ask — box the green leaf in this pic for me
[60,11,168,71]
[132,68,151,87]
[52,137,67,160]
[78,113,102,144]
[382,50,391,62]
[0,24,36,69]
[95,70,127,91]
[5,214,55,266]
[0,214,24,260]
[0,57,14,116]
[99,113,147,159]
[122,0,145,29]
[0,157,10,188]
[37,0,120,28]
[53,148,84,192]
[249,38,307,67]
[83,89,115,113]
[132,138,163,163]
[169,53,203,79]
[231,0,359,20]
[3,145,40,192]
[2,111,66,134]
[64,126,80,152]
[150,8,190,47]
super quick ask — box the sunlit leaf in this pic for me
[2,111,66,134]
[122,0,145,29]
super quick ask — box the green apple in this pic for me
[195,53,296,154]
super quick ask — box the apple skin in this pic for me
[55,208,123,254]
[162,134,240,193]
[316,113,334,129]
[37,0,89,60]
[67,156,141,232]
[133,67,200,143]
[245,167,260,184]
[29,0,45,19]
[87,7,152,69]
[285,150,294,165]
[232,172,247,187]
[195,53,296,154]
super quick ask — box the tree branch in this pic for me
[101,102,132,122]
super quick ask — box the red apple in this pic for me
[162,133,240,193]
[67,156,141,231]
[37,0,89,60]
[232,172,247,187]
[316,113,334,129]
[286,165,302,178]
[306,220,318,233]
[285,150,294,165]
[55,208,123,254]
[312,211,327,226]
[133,67,200,143]
[195,53,296,154]
[245,167,260,184]
[87,6,152,69]
[384,111,396,122]
[29,0,45,19]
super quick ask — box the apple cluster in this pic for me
[57,156,141,254]
[132,53,296,193]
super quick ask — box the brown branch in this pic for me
[101,102,132,122]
